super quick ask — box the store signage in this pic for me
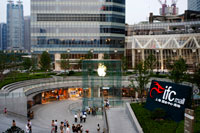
[184,109,194,133]
[145,80,192,122]
[97,63,107,77]
[102,87,110,90]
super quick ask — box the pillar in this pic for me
[160,49,164,71]
[179,49,182,58]
[142,49,145,61]
[132,49,135,68]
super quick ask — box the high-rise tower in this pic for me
[188,0,200,11]
[7,0,24,50]
[31,0,125,69]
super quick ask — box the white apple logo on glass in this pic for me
[97,63,107,77]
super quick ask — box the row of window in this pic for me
[35,38,124,47]
[106,0,125,4]
[32,27,125,34]
[37,14,125,23]
[101,5,125,13]
[32,5,125,13]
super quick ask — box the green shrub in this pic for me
[151,108,166,120]
[131,103,182,133]
[68,70,75,76]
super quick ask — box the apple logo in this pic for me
[97,63,107,77]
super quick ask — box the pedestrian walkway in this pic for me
[107,108,138,133]
[0,99,104,133]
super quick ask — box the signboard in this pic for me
[102,87,110,90]
[145,80,192,122]
[184,109,194,133]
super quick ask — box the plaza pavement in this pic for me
[0,99,104,133]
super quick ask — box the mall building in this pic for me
[31,0,125,70]
[126,19,200,71]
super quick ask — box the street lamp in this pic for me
[114,49,118,59]
[90,49,94,59]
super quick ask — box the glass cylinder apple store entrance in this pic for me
[82,60,122,110]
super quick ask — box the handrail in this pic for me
[103,107,110,133]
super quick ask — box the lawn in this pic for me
[131,103,200,133]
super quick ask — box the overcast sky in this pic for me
[0,0,187,24]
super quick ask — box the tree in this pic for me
[39,51,51,72]
[145,53,156,74]
[103,53,110,59]
[121,56,128,74]
[86,51,93,59]
[169,58,187,83]
[60,60,70,75]
[193,65,200,89]
[129,61,150,99]
[0,52,7,81]
[166,57,173,70]
[23,58,32,71]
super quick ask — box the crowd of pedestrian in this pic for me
[50,118,101,133]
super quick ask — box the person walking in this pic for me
[80,114,83,123]
[60,122,64,133]
[74,114,78,123]
[27,119,32,133]
[55,120,58,133]
[72,124,75,133]
[25,123,30,133]
[97,124,100,133]
[51,120,55,133]
[66,125,70,133]
[83,114,86,123]
[4,108,7,115]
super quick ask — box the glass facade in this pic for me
[31,0,125,55]
[24,16,31,52]
[0,23,7,50]
[126,34,200,70]
[7,1,24,50]
[188,0,200,11]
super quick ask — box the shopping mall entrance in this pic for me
[28,87,84,109]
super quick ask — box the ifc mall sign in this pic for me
[145,80,192,122]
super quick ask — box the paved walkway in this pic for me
[0,99,104,133]
[107,108,138,133]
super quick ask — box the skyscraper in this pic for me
[31,0,125,69]
[0,23,7,51]
[7,0,24,51]
[188,0,200,11]
[24,16,31,52]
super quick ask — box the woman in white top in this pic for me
[66,125,70,133]
[25,123,30,133]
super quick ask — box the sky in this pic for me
[0,0,187,24]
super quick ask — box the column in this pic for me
[132,49,135,68]
[160,49,164,71]
[142,49,145,61]
[179,49,182,58]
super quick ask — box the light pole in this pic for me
[114,49,117,59]
[90,49,94,59]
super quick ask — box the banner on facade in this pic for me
[145,80,192,122]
